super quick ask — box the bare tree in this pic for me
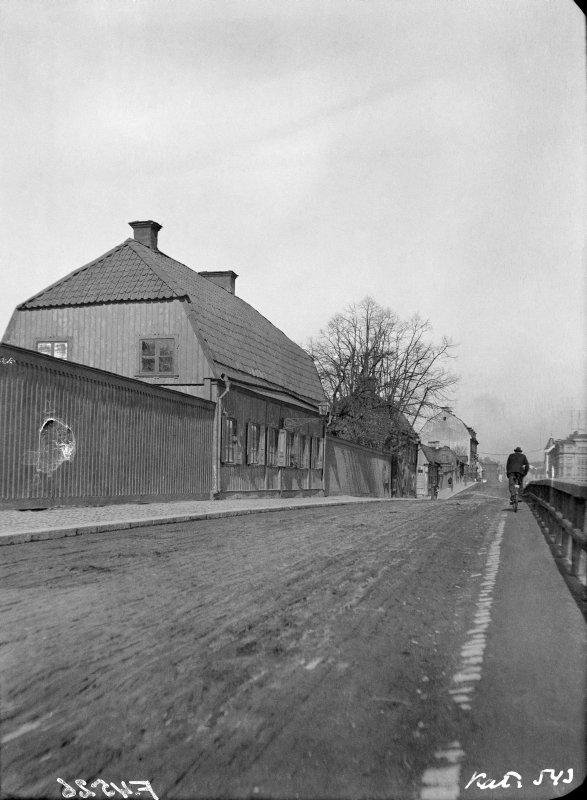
[306,297,458,445]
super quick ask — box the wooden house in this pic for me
[2,220,328,498]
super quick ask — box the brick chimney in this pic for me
[129,220,162,250]
[199,270,238,295]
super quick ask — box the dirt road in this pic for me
[0,484,559,799]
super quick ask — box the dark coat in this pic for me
[506,452,529,476]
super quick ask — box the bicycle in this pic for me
[508,471,525,512]
[512,482,520,512]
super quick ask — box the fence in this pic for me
[0,344,215,509]
[524,479,587,594]
[325,436,393,498]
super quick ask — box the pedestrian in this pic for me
[448,475,453,492]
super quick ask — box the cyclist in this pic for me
[506,446,529,505]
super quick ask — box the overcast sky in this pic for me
[1,0,585,461]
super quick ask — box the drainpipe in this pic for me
[212,374,231,498]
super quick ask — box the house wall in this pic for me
[420,413,472,464]
[219,387,324,496]
[3,300,214,398]
[0,344,215,508]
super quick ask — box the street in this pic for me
[1,484,584,799]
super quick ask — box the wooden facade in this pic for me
[0,344,215,508]
[325,437,392,498]
[3,300,214,400]
[2,220,329,499]
[219,384,324,496]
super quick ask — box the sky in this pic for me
[0,0,585,462]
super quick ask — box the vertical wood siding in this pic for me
[0,344,215,508]
[219,388,323,494]
[325,436,392,498]
[3,300,211,392]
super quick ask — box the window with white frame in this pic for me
[36,340,69,359]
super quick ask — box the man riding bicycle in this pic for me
[506,446,530,505]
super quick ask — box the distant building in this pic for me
[479,458,500,483]
[419,408,479,480]
[544,432,587,482]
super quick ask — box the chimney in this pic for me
[199,270,238,295]
[129,220,162,250]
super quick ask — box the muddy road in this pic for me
[1,485,518,798]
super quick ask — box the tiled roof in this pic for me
[19,239,325,406]
[19,242,181,307]
[420,444,441,464]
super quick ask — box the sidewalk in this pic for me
[0,481,476,546]
[0,495,387,545]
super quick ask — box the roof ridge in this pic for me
[126,241,188,299]
[18,240,131,308]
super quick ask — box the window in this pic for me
[37,340,68,359]
[300,435,309,469]
[286,432,300,468]
[139,338,176,374]
[247,423,266,465]
[266,427,279,466]
[222,417,240,464]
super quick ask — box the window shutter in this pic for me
[277,429,287,467]
[258,425,266,465]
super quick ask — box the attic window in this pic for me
[139,337,176,374]
[37,340,69,360]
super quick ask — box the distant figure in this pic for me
[448,475,453,492]
[506,447,530,505]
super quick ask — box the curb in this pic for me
[0,498,388,546]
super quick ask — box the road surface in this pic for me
[1,483,584,799]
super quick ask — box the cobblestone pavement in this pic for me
[5,482,578,800]
[2,487,488,800]
[0,496,381,543]
[0,482,471,544]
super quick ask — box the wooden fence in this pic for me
[0,344,215,508]
[524,479,587,596]
[325,436,392,498]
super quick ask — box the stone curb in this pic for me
[0,499,386,546]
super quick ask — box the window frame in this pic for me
[246,422,266,465]
[137,336,178,377]
[36,339,70,360]
[222,417,239,464]
[266,426,279,466]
